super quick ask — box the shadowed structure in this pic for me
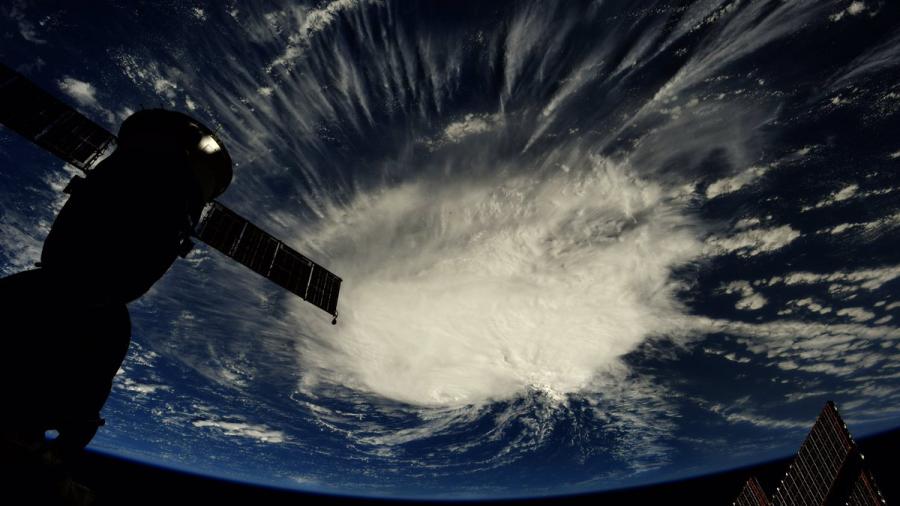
[0,105,233,504]
[0,62,341,503]
[733,402,886,506]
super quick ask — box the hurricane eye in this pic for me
[198,135,220,154]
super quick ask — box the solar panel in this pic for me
[845,468,885,506]
[0,62,114,170]
[194,201,341,317]
[734,477,769,506]
[771,402,855,506]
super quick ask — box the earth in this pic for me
[1,0,900,500]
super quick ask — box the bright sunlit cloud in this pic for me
[288,157,703,407]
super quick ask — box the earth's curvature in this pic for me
[1,0,899,499]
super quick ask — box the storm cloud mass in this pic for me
[1,0,900,499]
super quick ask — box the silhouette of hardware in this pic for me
[0,61,342,318]
[0,61,342,502]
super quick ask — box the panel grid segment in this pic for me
[0,62,114,170]
[194,201,341,316]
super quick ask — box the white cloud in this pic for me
[830,1,868,22]
[192,419,286,443]
[705,165,769,199]
[736,293,767,311]
[117,377,169,395]
[723,353,751,364]
[56,76,117,125]
[57,77,100,108]
[289,157,703,407]
[443,113,502,142]
[833,184,859,202]
[829,223,855,235]
[192,7,207,21]
[707,404,808,430]
[694,317,900,379]
[734,217,761,230]
[267,0,377,71]
[803,183,858,211]
[705,225,800,257]
[0,163,79,276]
[117,107,135,122]
[827,212,900,235]
[836,307,875,322]
[887,302,900,311]
[775,265,900,291]
[791,298,832,315]
[153,78,178,99]
[428,113,505,147]
[721,281,767,311]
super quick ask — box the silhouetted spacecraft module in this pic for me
[0,62,341,322]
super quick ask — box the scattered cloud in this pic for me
[153,77,178,99]
[829,1,868,22]
[0,164,78,276]
[192,418,286,443]
[759,265,900,294]
[734,217,761,230]
[117,377,169,395]
[57,77,100,108]
[802,183,858,211]
[707,403,808,430]
[695,315,900,380]
[443,113,504,143]
[836,307,876,322]
[705,225,800,257]
[790,298,832,315]
[426,113,505,148]
[721,281,767,311]
[266,0,377,72]
[705,165,769,199]
[56,76,116,124]
[826,212,900,235]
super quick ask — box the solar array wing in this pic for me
[194,201,342,316]
[771,401,855,506]
[0,62,114,171]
